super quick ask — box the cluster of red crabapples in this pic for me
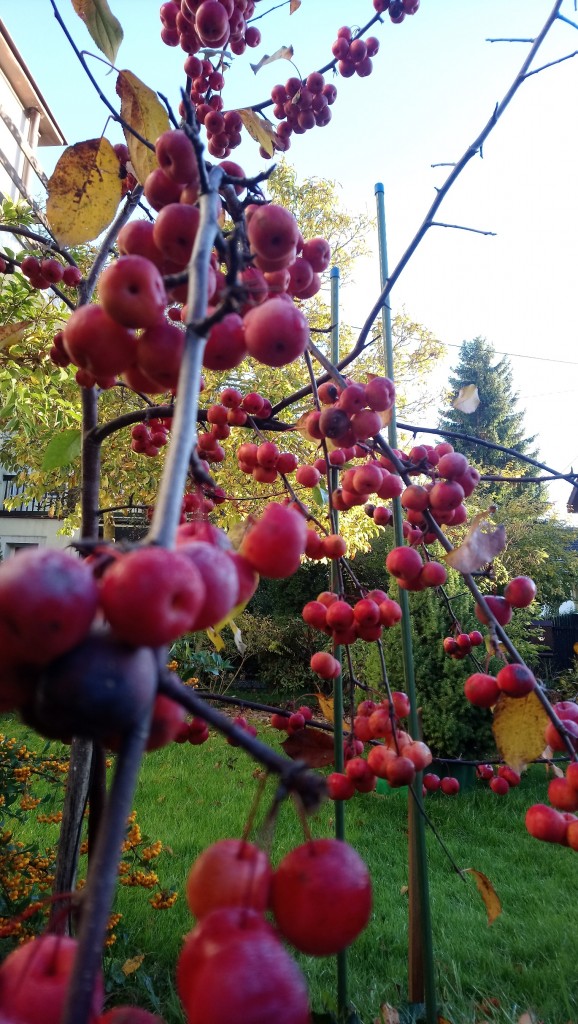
[159,0,261,58]
[51,126,331,394]
[0,500,312,738]
[476,762,521,797]
[130,417,172,458]
[18,254,82,292]
[324,693,433,800]
[526,746,578,851]
[305,587,402,656]
[461,576,539,708]
[159,1,419,159]
[443,629,484,660]
[174,832,371,1022]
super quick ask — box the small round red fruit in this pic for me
[270,838,372,955]
[186,839,272,919]
[440,777,460,795]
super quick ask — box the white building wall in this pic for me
[0,517,73,559]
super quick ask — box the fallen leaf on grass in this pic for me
[122,954,145,975]
[445,508,506,574]
[376,1005,399,1024]
[464,868,501,925]
[281,727,334,767]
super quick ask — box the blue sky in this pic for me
[3,0,578,518]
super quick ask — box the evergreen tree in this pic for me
[438,337,537,502]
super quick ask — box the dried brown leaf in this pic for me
[378,1005,400,1024]
[238,109,277,157]
[116,70,170,183]
[122,954,145,975]
[46,139,122,245]
[281,727,334,768]
[464,868,502,925]
[250,45,294,73]
[445,508,506,574]
[492,690,549,772]
[290,0,301,11]
[453,383,480,413]
[0,320,33,351]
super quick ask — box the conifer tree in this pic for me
[438,337,537,502]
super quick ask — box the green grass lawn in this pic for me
[3,714,578,1024]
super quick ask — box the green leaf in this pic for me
[312,484,328,507]
[41,429,82,471]
[71,0,124,64]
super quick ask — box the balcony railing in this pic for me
[0,475,76,518]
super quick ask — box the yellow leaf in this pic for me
[238,109,277,157]
[46,139,122,245]
[122,954,145,976]
[0,320,33,351]
[250,45,294,74]
[316,693,349,733]
[71,0,123,64]
[116,71,170,184]
[465,868,502,925]
[453,383,480,413]
[492,690,549,772]
[206,627,225,652]
[290,0,301,11]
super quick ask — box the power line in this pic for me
[443,341,578,368]
[349,328,578,368]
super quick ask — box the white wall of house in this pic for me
[0,518,73,559]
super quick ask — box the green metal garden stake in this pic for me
[375,183,437,1024]
[330,265,349,1020]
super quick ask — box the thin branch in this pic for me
[0,224,77,264]
[146,168,223,547]
[159,671,326,810]
[524,49,578,77]
[271,1,564,414]
[372,433,578,761]
[430,221,497,237]
[81,187,144,304]
[397,421,578,487]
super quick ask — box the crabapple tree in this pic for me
[0,2,577,1024]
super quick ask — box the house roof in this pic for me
[0,20,66,147]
